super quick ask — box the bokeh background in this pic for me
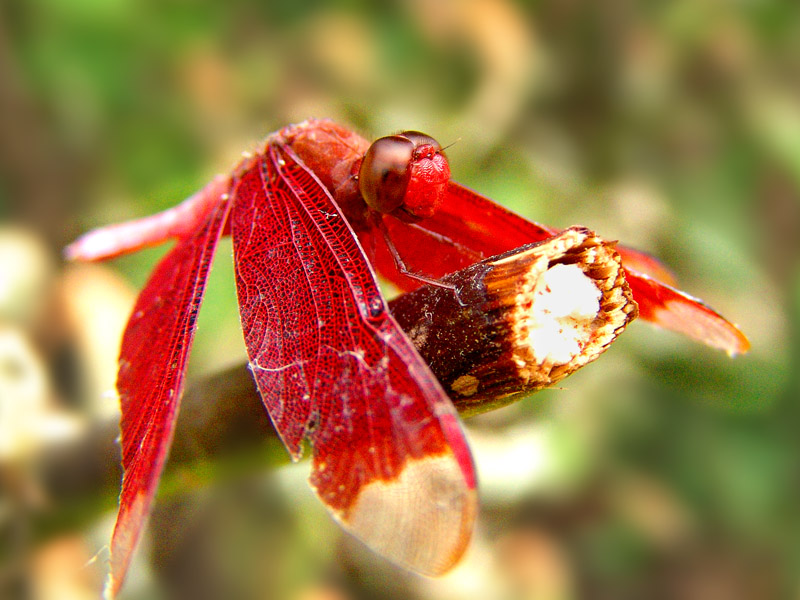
[1,0,797,598]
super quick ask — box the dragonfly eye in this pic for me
[398,131,441,156]
[359,135,415,214]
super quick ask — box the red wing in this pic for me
[359,181,557,292]
[625,273,750,355]
[615,246,677,286]
[368,181,748,354]
[65,175,231,262]
[444,184,676,284]
[230,145,477,575]
[107,192,231,597]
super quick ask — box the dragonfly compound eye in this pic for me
[397,131,442,161]
[359,135,415,214]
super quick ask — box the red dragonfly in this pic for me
[66,119,748,596]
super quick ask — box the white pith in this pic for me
[526,263,601,365]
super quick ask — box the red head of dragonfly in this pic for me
[358,131,450,222]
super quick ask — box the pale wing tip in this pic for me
[63,238,87,261]
[701,325,750,357]
[656,300,750,356]
[334,453,478,576]
[103,545,127,600]
[105,492,149,599]
[63,229,117,262]
[103,574,119,600]
[724,326,751,356]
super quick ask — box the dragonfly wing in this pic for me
[365,181,556,292]
[231,146,477,575]
[65,175,231,261]
[108,192,231,597]
[626,270,750,355]
[439,181,558,248]
[375,181,747,354]
[615,246,677,286]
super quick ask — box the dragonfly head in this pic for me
[359,131,450,223]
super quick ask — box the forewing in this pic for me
[231,145,477,575]
[626,272,750,354]
[65,175,231,262]
[108,193,231,597]
[372,181,747,354]
[361,181,557,292]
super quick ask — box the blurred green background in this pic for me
[1,0,797,598]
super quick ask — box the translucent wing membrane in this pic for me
[107,191,231,597]
[626,273,750,355]
[230,144,477,575]
[65,176,231,262]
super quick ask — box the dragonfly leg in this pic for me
[370,212,458,293]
